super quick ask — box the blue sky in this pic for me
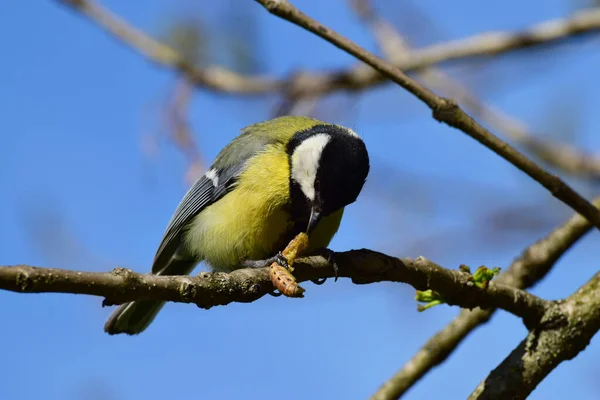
[1,0,600,399]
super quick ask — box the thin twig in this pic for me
[0,252,547,325]
[255,0,600,232]
[371,196,600,400]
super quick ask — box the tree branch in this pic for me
[57,0,600,99]
[58,0,284,94]
[371,196,600,400]
[350,0,600,181]
[255,0,600,232]
[468,272,600,400]
[0,252,548,325]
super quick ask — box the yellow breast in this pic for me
[183,144,343,272]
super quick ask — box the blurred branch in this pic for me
[351,0,600,180]
[164,79,206,185]
[1,252,548,326]
[256,0,600,235]
[58,0,282,94]
[57,0,600,98]
[271,71,321,117]
[468,272,600,400]
[426,75,600,180]
[371,196,600,400]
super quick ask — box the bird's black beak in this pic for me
[306,205,322,233]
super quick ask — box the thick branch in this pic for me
[371,196,600,400]
[0,252,547,324]
[58,1,600,99]
[469,272,600,400]
[256,0,600,232]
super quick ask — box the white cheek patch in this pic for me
[205,168,219,187]
[291,133,331,201]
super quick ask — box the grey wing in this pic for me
[151,133,275,274]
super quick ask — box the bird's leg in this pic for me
[241,252,290,270]
[310,248,339,285]
[242,253,291,297]
[242,233,310,297]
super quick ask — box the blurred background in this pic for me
[1,0,600,399]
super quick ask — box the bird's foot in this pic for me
[310,248,339,285]
[242,252,290,270]
[242,252,291,297]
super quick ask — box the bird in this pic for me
[104,115,370,335]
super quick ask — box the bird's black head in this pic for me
[287,123,370,233]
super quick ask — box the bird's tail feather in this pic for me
[104,256,197,335]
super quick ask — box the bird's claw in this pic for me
[312,248,339,283]
[333,262,339,282]
[274,252,290,270]
[321,248,339,281]
[243,253,293,296]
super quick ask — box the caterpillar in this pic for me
[268,232,309,297]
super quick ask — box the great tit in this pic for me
[104,116,370,335]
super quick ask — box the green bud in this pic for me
[417,300,444,312]
[472,266,501,288]
[415,289,445,311]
